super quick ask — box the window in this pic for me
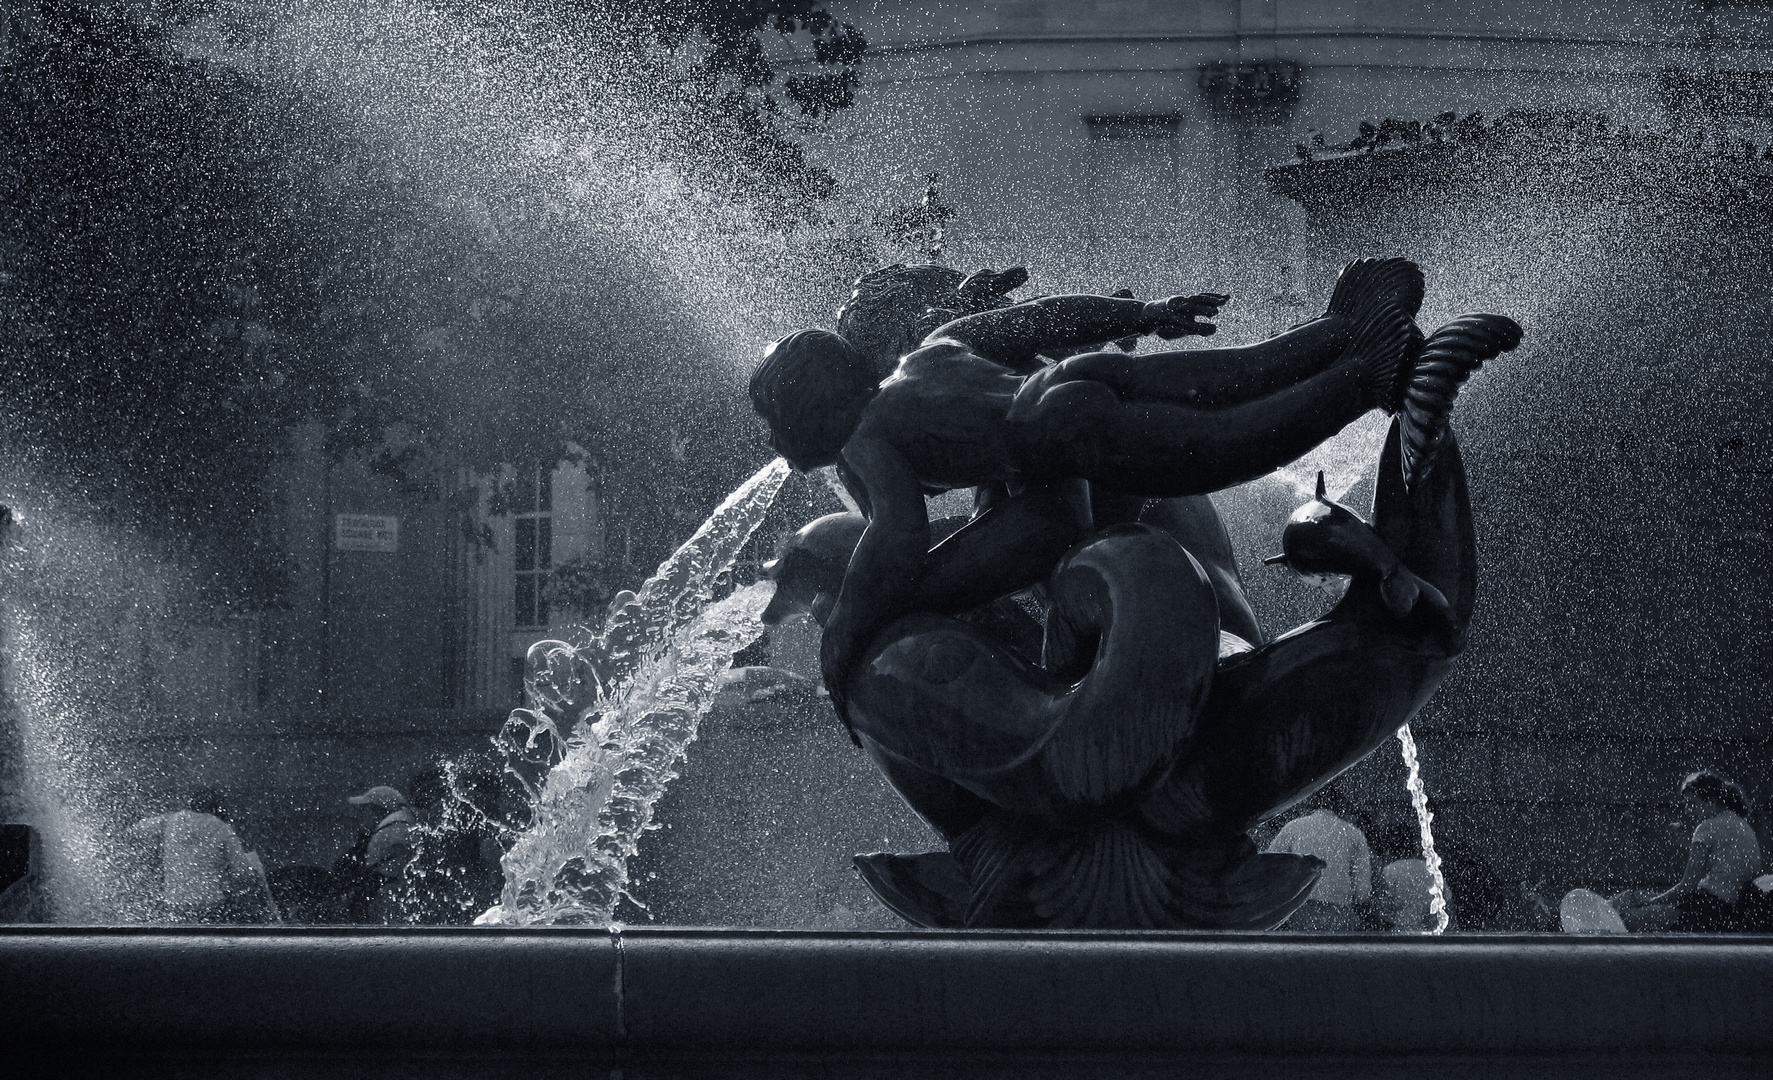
[513,463,552,628]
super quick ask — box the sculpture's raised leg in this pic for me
[1003,259,1425,498]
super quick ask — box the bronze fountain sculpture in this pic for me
[750,261,1520,929]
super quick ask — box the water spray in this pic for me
[813,465,860,514]
[1397,722,1449,934]
[486,457,790,925]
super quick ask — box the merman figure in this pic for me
[779,260,1266,653]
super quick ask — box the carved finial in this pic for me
[877,174,955,262]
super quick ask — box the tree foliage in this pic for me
[621,0,868,205]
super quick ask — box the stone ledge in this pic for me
[2,928,1770,1078]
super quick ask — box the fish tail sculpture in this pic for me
[845,520,1321,930]
[1397,314,1522,489]
[1141,417,1480,854]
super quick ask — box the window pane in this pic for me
[515,574,535,626]
[536,517,552,569]
[535,592,549,627]
[511,471,536,514]
[536,465,552,511]
[515,517,535,571]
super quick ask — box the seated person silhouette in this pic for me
[749,258,1429,720]
[1610,770,1762,932]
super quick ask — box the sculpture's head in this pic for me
[837,263,1028,379]
[759,512,867,626]
[750,329,879,472]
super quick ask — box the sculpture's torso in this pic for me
[851,340,1024,491]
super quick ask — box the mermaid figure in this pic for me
[759,313,1521,929]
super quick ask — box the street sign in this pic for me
[334,513,399,552]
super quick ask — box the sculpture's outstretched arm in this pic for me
[931,293,1224,371]
[911,479,1092,615]
[820,436,931,730]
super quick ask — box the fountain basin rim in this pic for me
[2,926,1770,1075]
[7,923,1773,943]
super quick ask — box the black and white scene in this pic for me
[2,1,1770,1075]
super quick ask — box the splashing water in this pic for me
[812,465,860,514]
[188,0,875,352]
[1397,723,1449,935]
[481,457,789,925]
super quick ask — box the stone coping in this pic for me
[2,928,1770,1077]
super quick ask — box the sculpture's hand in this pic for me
[1141,293,1229,339]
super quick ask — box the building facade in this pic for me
[43,432,610,872]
